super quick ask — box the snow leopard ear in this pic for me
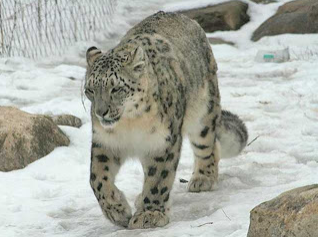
[86,46,102,67]
[130,46,145,73]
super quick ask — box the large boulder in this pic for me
[252,0,318,41]
[179,1,249,33]
[247,184,318,237]
[0,106,70,172]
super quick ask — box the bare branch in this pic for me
[247,135,261,147]
[222,208,231,221]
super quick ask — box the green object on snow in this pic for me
[264,54,274,59]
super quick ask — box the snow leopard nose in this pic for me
[95,107,109,119]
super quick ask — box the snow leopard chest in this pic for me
[93,115,170,159]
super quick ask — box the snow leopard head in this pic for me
[84,46,151,127]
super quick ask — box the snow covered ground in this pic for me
[1,0,318,236]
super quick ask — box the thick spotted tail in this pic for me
[217,110,248,158]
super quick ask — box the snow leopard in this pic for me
[84,11,248,229]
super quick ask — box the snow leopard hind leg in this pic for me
[187,73,222,192]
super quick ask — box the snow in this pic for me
[1,0,318,236]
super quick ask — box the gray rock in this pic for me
[247,184,318,237]
[50,114,82,128]
[208,37,235,46]
[0,106,70,172]
[252,0,318,41]
[179,1,250,33]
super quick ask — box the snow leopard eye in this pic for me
[111,87,124,94]
[85,88,94,94]
[133,63,144,72]
[85,88,94,99]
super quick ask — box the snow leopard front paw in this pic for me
[128,210,169,229]
[187,174,217,192]
[101,188,132,227]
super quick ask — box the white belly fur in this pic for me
[93,113,169,159]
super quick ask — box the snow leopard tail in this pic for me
[217,110,248,158]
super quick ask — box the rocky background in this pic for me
[179,0,318,45]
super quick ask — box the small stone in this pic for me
[208,37,235,46]
[250,0,277,4]
[179,178,189,183]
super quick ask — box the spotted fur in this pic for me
[85,11,248,229]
